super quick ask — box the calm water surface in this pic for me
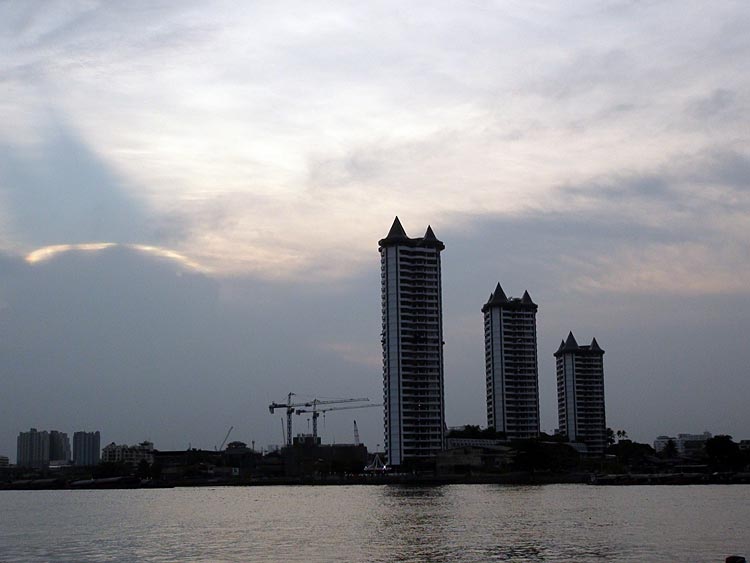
[0,484,748,562]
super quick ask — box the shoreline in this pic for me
[3,471,750,490]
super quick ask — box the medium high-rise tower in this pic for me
[73,431,101,466]
[482,283,540,439]
[17,428,50,469]
[555,332,607,455]
[380,217,445,467]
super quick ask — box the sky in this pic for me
[1,1,749,461]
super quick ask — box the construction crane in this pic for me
[294,403,382,441]
[218,426,234,451]
[269,393,370,447]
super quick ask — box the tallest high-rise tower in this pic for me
[380,217,445,468]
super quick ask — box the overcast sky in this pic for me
[1,1,749,460]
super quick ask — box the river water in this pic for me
[0,484,747,562]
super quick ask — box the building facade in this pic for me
[17,428,50,469]
[101,441,154,465]
[380,217,446,467]
[0,455,9,467]
[482,283,540,439]
[73,431,101,466]
[654,432,712,455]
[555,332,607,455]
[49,430,71,464]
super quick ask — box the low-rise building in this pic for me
[101,441,154,465]
[446,437,507,450]
[653,432,712,456]
[436,445,515,474]
[653,436,676,453]
[0,455,9,467]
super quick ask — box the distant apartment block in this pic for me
[482,283,540,439]
[0,455,9,467]
[17,428,50,469]
[380,217,446,467]
[73,431,101,466]
[49,430,71,464]
[653,432,712,455]
[101,441,154,465]
[555,332,607,455]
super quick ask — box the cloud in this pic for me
[571,242,750,295]
[0,245,386,459]
[0,117,178,251]
[0,2,747,282]
[1,4,749,294]
[687,88,738,120]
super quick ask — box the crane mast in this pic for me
[218,425,234,450]
[269,393,370,446]
[294,403,382,441]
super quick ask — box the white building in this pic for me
[555,332,607,455]
[654,432,712,455]
[483,283,540,439]
[101,441,154,465]
[653,436,676,452]
[380,217,446,467]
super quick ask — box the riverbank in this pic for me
[4,471,750,490]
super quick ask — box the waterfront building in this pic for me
[653,435,676,453]
[73,431,101,466]
[101,441,154,465]
[49,430,71,464]
[16,428,50,469]
[379,217,446,467]
[555,332,607,455]
[445,436,507,450]
[0,455,9,467]
[482,283,540,439]
[654,432,713,455]
[674,432,712,456]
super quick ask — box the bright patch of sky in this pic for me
[2,1,748,289]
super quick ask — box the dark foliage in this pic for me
[512,440,580,472]
[704,435,744,470]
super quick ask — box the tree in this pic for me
[662,439,678,458]
[607,440,655,469]
[512,439,580,472]
[606,428,615,446]
[136,459,151,479]
[704,435,742,470]
[615,429,629,442]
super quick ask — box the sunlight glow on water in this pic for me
[0,485,748,562]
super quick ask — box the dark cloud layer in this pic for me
[2,215,750,461]
[0,247,384,458]
[1,2,750,461]
[0,121,148,247]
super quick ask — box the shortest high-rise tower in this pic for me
[482,283,540,439]
[555,332,607,455]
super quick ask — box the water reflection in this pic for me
[0,485,748,562]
